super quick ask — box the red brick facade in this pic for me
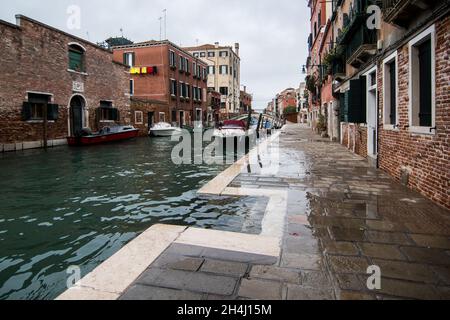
[0,16,131,151]
[112,41,208,134]
[378,16,450,209]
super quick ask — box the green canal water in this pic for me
[0,137,266,300]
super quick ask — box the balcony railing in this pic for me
[382,0,437,27]
[337,0,369,45]
[346,25,377,68]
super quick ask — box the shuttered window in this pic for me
[69,45,85,72]
[22,93,58,121]
[418,39,432,127]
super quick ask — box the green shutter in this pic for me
[22,102,32,121]
[112,108,119,121]
[69,50,83,71]
[47,104,59,121]
[348,76,367,123]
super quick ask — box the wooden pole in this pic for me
[43,104,48,150]
[256,113,263,139]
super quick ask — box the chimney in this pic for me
[215,42,219,49]
[235,43,240,56]
[244,85,247,93]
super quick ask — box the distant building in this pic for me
[277,88,297,116]
[239,87,252,115]
[183,43,241,118]
[112,40,208,134]
[0,15,131,152]
[297,82,308,123]
[207,89,221,126]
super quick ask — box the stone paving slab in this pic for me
[61,124,450,300]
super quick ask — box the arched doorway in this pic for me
[69,95,86,137]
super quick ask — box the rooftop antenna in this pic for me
[163,9,167,40]
[158,17,162,41]
[196,38,199,46]
[120,28,124,37]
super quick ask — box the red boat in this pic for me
[67,126,140,146]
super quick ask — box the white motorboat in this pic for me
[149,122,182,137]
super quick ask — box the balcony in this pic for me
[346,26,377,68]
[337,0,369,45]
[382,0,437,28]
[332,59,346,82]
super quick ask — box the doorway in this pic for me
[179,111,185,128]
[366,70,378,165]
[148,112,155,128]
[69,95,85,137]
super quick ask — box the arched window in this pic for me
[68,43,86,72]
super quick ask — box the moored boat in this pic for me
[67,125,139,146]
[149,122,183,137]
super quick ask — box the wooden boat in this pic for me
[67,126,139,146]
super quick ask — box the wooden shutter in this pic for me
[348,76,366,123]
[22,102,32,121]
[389,62,397,125]
[123,53,127,65]
[112,108,119,121]
[47,104,59,121]
[418,39,432,127]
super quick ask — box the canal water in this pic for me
[0,137,267,300]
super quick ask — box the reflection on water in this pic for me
[0,137,265,300]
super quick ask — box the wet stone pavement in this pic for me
[121,124,450,300]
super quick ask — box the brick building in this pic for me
[239,88,253,115]
[112,41,208,135]
[306,0,331,130]
[207,89,221,125]
[0,15,131,152]
[305,0,449,209]
[277,88,298,115]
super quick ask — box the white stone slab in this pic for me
[175,227,280,257]
[56,287,119,301]
[14,143,23,151]
[56,224,186,299]
[23,141,42,150]
[3,144,15,152]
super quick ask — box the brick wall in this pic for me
[130,99,169,136]
[0,16,130,147]
[341,123,368,159]
[378,17,450,209]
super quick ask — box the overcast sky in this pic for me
[1,0,309,110]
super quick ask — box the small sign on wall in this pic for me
[73,81,84,93]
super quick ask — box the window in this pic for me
[159,112,166,122]
[219,65,228,75]
[200,52,206,57]
[22,93,58,121]
[383,52,398,128]
[170,79,177,96]
[219,51,228,57]
[203,67,207,79]
[208,66,215,75]
[169,50,176,68]
[69,44,85,72]
[123,52,135,67]
[130,79,134,96]
[219,87,228,96]
[199,87,203,101]
[186,84,191,99]
[99,101,119,122]
[193,53,199,58]
[186,60,190,74]
[197,65,201,78]
[179,56,184,71]
[193,62,197,77]
[208,52,215,58]
[409,25,435,133]
[135,111,143,124]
